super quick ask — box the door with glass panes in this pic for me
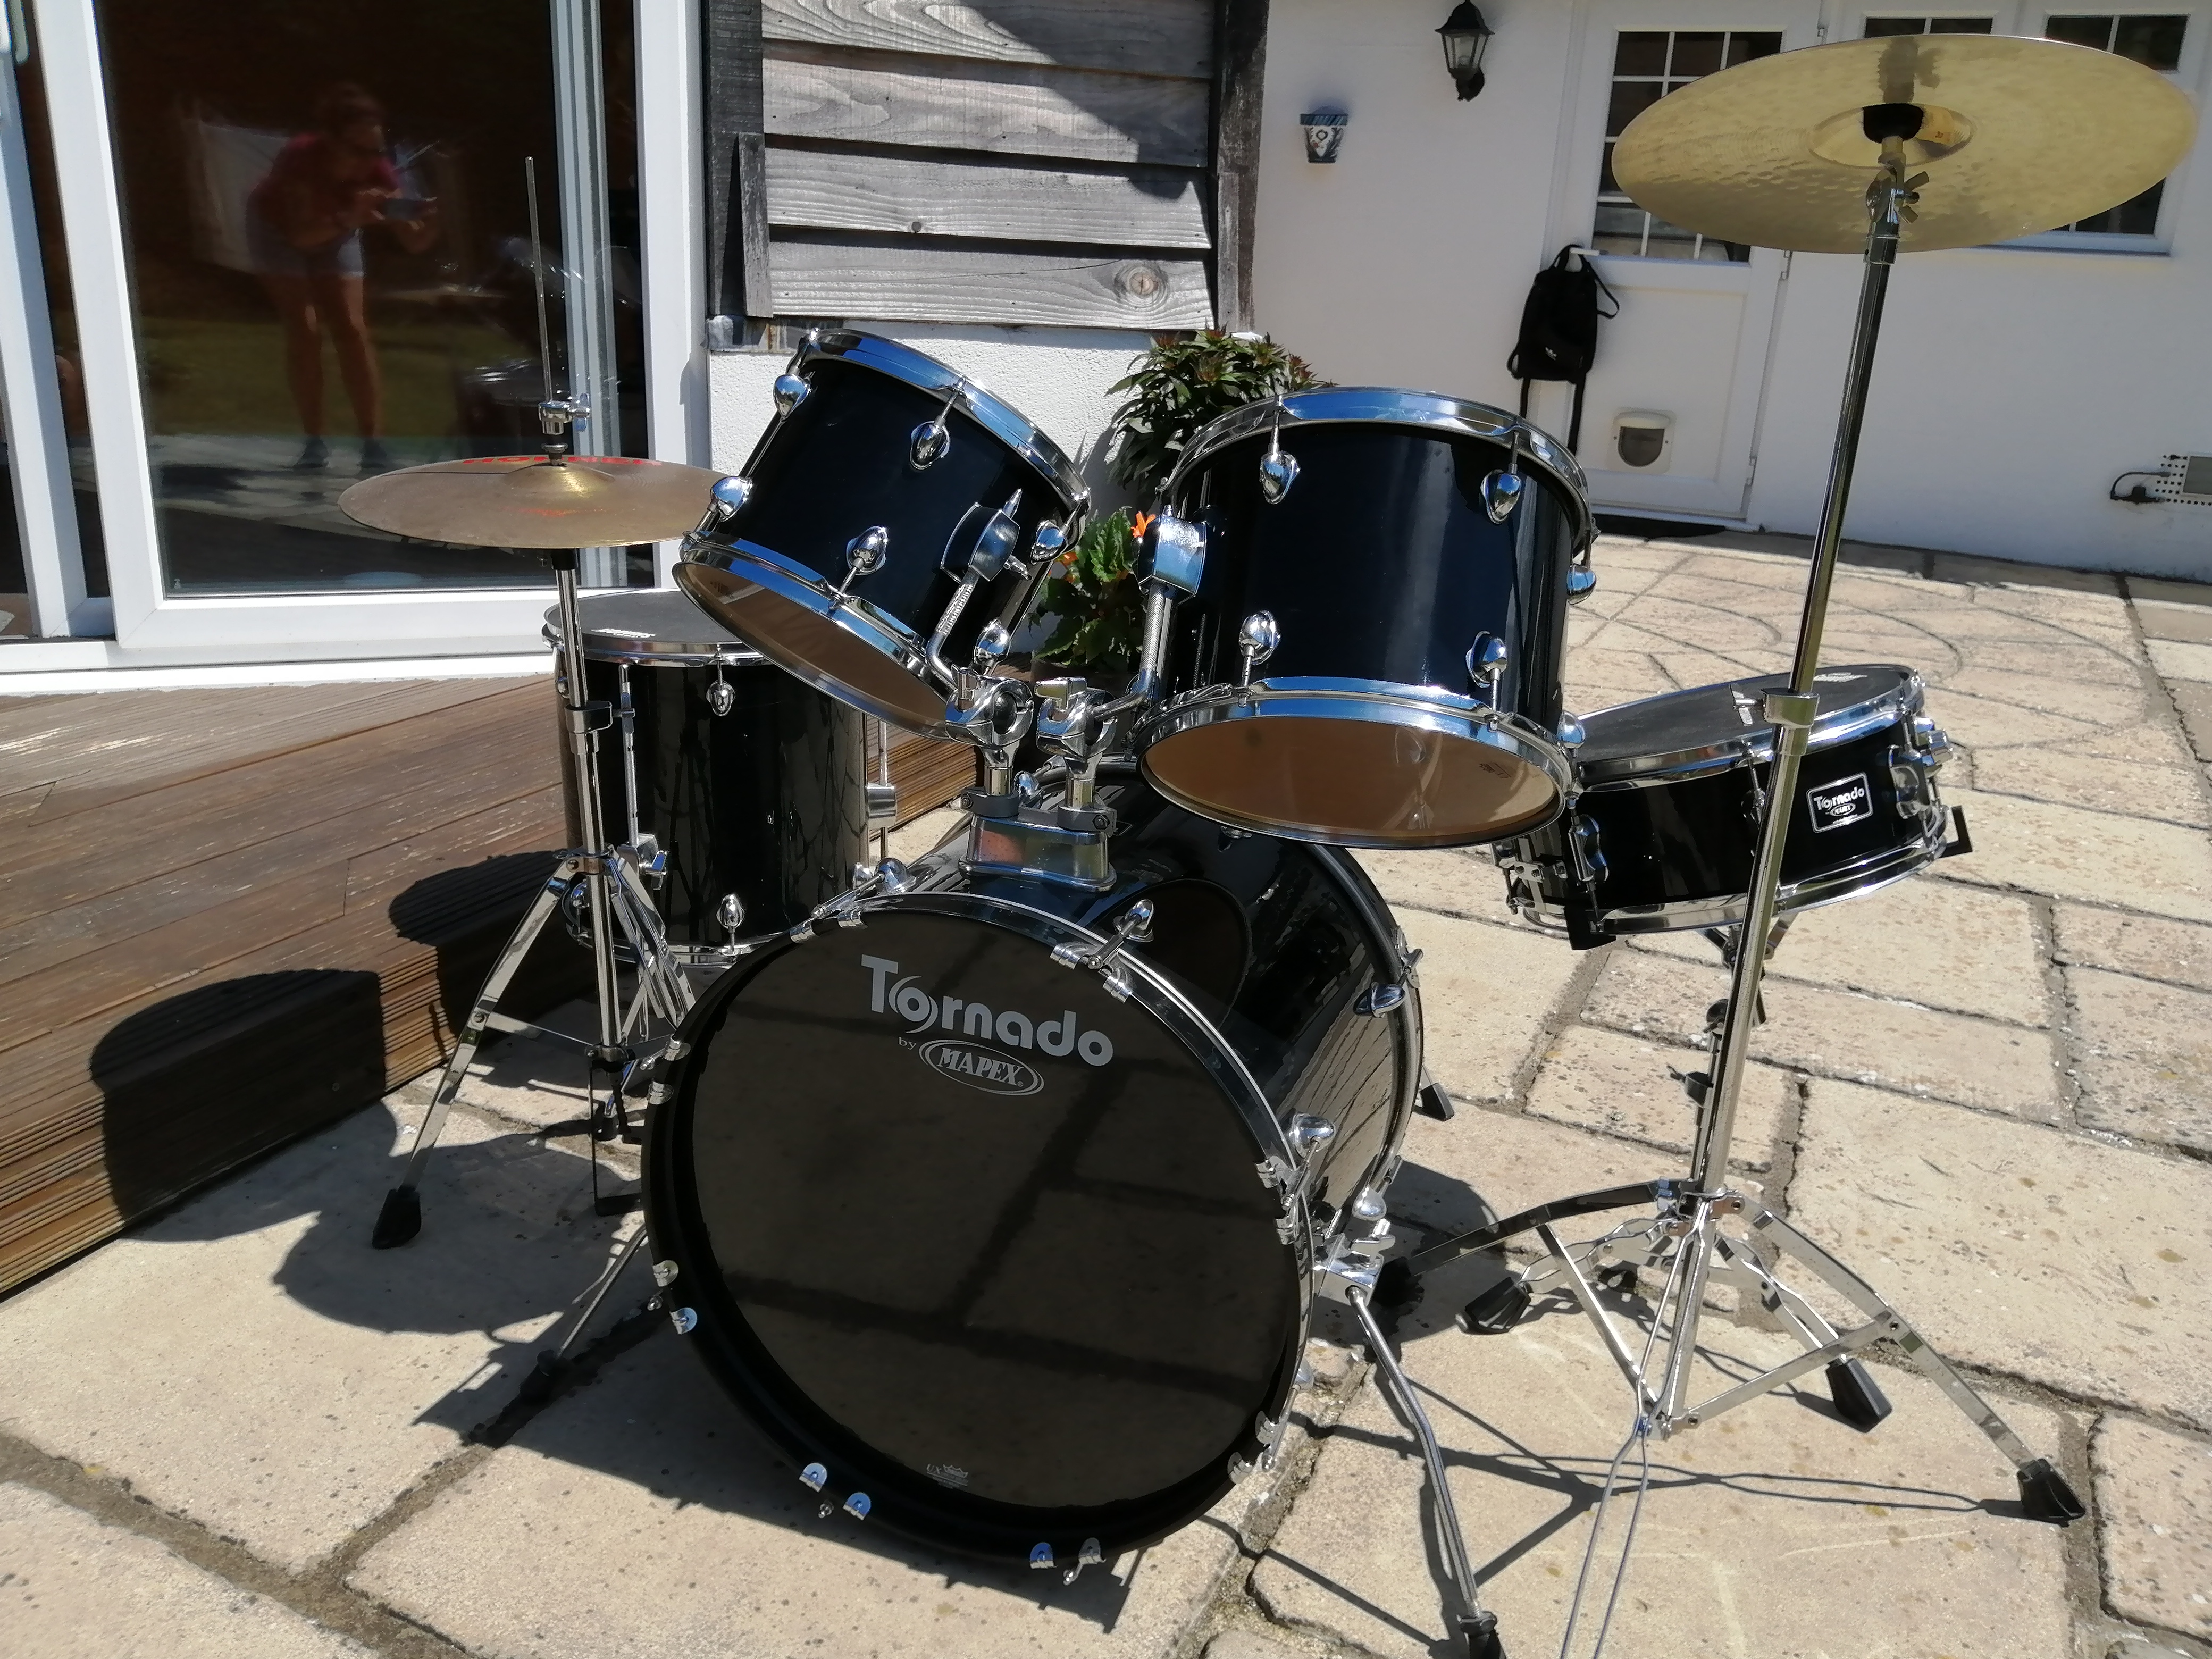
[1547,2,1821,522]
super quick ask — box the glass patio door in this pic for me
[19,0,651,661]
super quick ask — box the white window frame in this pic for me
[1832,0,2207,255]
[16,0,706,670]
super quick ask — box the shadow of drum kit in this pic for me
[341,36,2192,1658]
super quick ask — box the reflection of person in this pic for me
[248,84,436,473]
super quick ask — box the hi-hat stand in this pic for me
[1370,144,2082,1657]
[370,412,692,1250]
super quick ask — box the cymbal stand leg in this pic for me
[1346,1285,1503,1659]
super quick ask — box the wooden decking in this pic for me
[0,674,980,1295]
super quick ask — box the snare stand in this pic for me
[371,414,693,1249]
[1370,146,2081,1656]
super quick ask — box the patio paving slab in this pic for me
[2092,1415,2212,1642]
[1247,1306,2072,1659]
[1385,1104,1684,1244]
[1790,1080,2212,1432]
[1352,847,1506,925]
[0,1481,367,1658]
[2147,637,2212,684]
[2136,601,2212,644]
[2168,680,2212,764]
[347,1339,1263,1659]
[1586,947,2065,1119]
[2066,967,2212,1154]
[1971,749,2212,828]
[1521,1023,1789,1172]
[1627,875,2051,1027]
[1399,909,1585,1109]
[2052,906,2212,994]
[0,1100,629,1572]
[1925,786,2212,924]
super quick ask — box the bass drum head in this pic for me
[1141,707,1562,848]
[646,905,1299,1561]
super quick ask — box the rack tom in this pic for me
[1132,389,1591,848]
[677,332,1088,734]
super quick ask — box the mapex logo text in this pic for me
[860,955,1115,1068]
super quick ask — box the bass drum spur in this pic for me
[1500,664,1964,947]
[643,776,1419,1564]
[547,590,867,954]
[677,330,1088,733]
[1133,388,1593,849]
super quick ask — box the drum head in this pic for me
[1142,709,1562,848]
[647,905,1300,1560]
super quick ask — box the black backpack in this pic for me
[1506,246,1619,453]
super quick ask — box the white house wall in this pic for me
[1252,0,2212,579]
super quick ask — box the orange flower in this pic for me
[1132,511,1155,539]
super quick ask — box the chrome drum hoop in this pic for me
[676,535,948,732]
[1570,668,1932,789]
[798,330,1090,516]
[1164,386,1593,551]
[1132,678,1574,848]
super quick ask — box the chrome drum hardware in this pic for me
[1129,388,1590,849]
[675,331,1088,735]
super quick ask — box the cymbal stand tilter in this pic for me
[370,396,693,1249]
[1371,136,2081,1658]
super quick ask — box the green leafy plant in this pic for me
[1106,330,1325,500]
[1032,506,1146,673]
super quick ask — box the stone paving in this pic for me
[3,533,2209,1659]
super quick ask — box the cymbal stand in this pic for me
[371,403,691,1249]
[1375,140,2080,1657]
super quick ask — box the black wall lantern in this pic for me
[1437,2,1494,100]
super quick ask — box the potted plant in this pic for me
[1032,332,1323,677]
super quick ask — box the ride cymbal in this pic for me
[1612,34,2196,254]
[339,456,723,549]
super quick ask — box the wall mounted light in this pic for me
[1300,111,1348,162]
[1437,2,1494,100]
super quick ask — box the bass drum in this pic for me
[644,777,1419,1563]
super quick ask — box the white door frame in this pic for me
[1540,0,1824,521]
[14,0,707,669]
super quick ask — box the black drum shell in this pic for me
[1162,422,1577,735]
[1510,667,1946,945]
[560,654,866,945]
[679,349,1080,729]
[642,778,1416,1563]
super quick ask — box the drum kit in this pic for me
[338,36,2191,1659]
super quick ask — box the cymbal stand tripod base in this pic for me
[1369,146,2080,1655]
[371,548,692,1249]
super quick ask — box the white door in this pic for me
[1538,2,1822,522]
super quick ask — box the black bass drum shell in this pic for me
[1508,665,1948,945]
[644,781,1416,1563]
[552,591,867,944]
[676,333,1087,733]
[1141,397,1582,849]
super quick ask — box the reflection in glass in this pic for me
[94,1,642,596]
[1594,30,1781,262]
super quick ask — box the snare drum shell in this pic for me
[560,653,867,946]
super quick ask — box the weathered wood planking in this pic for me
[762,0,1214,78]
[766,147,1209,247]
[765,46,1212,168]
[1213,0,1270,331]
[770,236,1213,327]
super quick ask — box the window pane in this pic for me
[1599,142,1621,195]
[1614,32,1671,76]
[1670,31,1724,75]
[1607,80,1662,137]
[1930,16,1997,30]
[2073,180,2165,233]
[1726,30,1786,60]
[1864,16,1924,32]
[2113,14,2187,69]
[2045,14,2116,48]
[93,0,643,597]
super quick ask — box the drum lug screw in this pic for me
[1289,1114,1336,1155]
[1467,634,1509,703]
[707,473,752,519]
[1355,983,1407,1017]
[1237,612,1280,687]
[1556,715,1586,749]
[1480,467,1524,522]
[1258,410,1300,504]
[708,668,734,717]
[772,372,810,415]
[909,418,950,469]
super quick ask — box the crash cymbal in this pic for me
[339,456,723,548]
[1612,34,2196,254]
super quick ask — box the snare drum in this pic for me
[1501,664,1961,948]
[548,591,867,953]
[1132,389,1591,849]
[676,332,1088,733]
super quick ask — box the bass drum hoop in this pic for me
[643,885,1319,1561]
[1134,679,1572,849]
